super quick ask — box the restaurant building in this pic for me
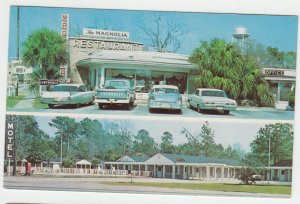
[65,27,295,108]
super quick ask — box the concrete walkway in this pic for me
[13,89,36,109]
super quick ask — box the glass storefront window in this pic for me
[280,83,292,101]
[166,72,187,94]
[105,69,187,94]
[136,70,151,93]
[151,71,165,86]
[106,69,135,87]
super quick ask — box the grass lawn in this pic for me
[99,181,291,195]
[32,98,48,109]
[6,95,26,108]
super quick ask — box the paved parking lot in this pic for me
[8,104,294,120]
[3,176,290,198]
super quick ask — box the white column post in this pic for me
[206,166,210,180]
[233,168,236,179]
[100,67,105,88]
[214,167,217,179]
[96,67,99,88]
[183,165,186,179]
[277,82,281,101]
[221,167,224,180]
[172,165,175,179]
[153,165,156,178]
[192,166,195,179]
[227,168,230,180]
[138,164,141,176]
[163,165,166,178]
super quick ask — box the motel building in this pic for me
[64,28,295,108]
[104,153,243,180]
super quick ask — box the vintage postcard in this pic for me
[1,1,298,204]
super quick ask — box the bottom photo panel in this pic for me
[3,114,293,198]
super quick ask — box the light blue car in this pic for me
[188,88,237,115]
[148,85,182,114]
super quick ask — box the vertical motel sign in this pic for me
[61,13,69,80]
[61,13,69,39]
[5,121,15,160]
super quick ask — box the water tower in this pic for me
[232,26,250,54]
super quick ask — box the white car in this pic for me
[40,84,95,108]
[188,88,237,115]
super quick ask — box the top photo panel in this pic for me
[6,6,297,120]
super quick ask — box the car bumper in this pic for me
[40,98,71,105]
[148,101,182,110]
[200,104,236,111]
[95,98,131,104]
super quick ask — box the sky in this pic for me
[35,115,287,153]
[8,6,298,61]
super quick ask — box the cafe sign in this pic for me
[83,28,129,40]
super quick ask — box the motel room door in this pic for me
[156,166,163,178]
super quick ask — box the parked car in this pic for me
[148,85,182,113]
[40,84,95,108]
[95,79,135,110]
[188,88,237,115]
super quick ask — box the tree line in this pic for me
[7,115,293,168]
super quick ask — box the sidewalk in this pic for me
[13,89,36,109]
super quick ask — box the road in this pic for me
[3,176,290,198]
[7,104,294,121]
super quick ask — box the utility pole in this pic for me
[17,6,20,60]
[16,6,20,96]
[61,130,63,169]
[268,133,271,184]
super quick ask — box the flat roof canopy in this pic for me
[76,50,197,71]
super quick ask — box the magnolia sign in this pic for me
[83,28,129,40]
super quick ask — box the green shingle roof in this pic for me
[161,153,243,166]
[130,156,149,162]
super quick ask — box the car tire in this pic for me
[176,109,182,114]
[197,105,202,113]
[224,110,230,115]
[48,104,55,109]
[125,104,131,110]
[130,101,134,107]
[98,104,104,110]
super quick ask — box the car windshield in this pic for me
[52,85,78,92]
[201,90,226,97]
[153,88,179,94]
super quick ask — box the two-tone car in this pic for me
[188,88,236,115]
[95,79,135,110]
[148,85,182,113]
[40,84,95,109]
